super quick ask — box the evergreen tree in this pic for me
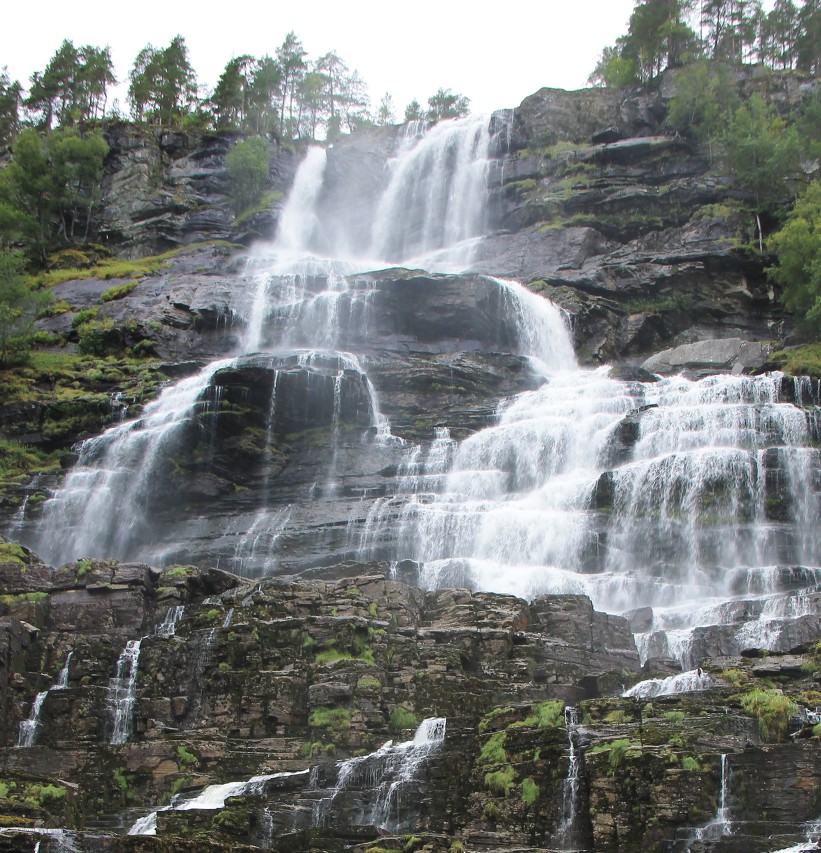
[404,99,424,122]
[426,88,470,122]
[767,180,821,332]
[128,36,197,126]
[0,69,21,147]
[377,93,395,126]
[0,249,51,365]
[276,32,306,136]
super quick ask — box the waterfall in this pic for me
[369,115,497,268]
[54,652,72,690]
[16,691,48,748]
[33,359,234,567]
[310,717,446,832]
[109,639,142,745]
[623,669,715,699]
[128,770,311,835]
[156,606,185,638]
[16,652,74,747]
[691,754,733,844]
[554,707,581,848]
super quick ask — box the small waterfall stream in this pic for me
[109,640,142,745]
[555,706,582,848]
[16,652,73,748]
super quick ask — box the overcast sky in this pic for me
[2,0,645,117]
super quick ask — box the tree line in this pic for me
[592,0,821,342]
[0,32,470,147]
[590,0,820,87]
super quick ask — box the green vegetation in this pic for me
[226,138,270,214]
[665,711,687,723]
[0,592,48,605]
[176,745,198,766]
[681,756,700,771]
[769,344,821,379]
[0,542,27,564]
[484,765,516,797]
[100,281,139,302]
[389,707,418,732]
[738,688,797,741]
[768,182,821,335]
[309,706,351,732]
[522,700,565,730]
[0,250,52,365]
[521,777,538,806]
[478,731,508,767]
[590,737,635,771]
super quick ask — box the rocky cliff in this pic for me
[1,72,821,853]
[2,547,821,852]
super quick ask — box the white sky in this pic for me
[2,0,640,118]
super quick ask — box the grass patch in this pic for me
[521,700,565,729]
[521,777,538,805]
[484,764,516,797]
[100,281,139,302]
[769,344,821,380]
[389,707,418,732]
[478,731,508,767]
[309,706,351,732]
[738,688,797,741]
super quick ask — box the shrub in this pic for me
[739,688,797,741]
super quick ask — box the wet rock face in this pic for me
[98,124,297,257]
[3,554,821,852]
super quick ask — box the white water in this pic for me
[16,652,74,748]
[555,706,581,848]
[311,717,447,832]
[17,110,821,668]
[156,606,184,638]
[692,754,732,844]
[16,691,48,748]
[110,639,141,745]
[128,769,311,835]
[624,669,715,699]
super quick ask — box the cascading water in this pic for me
[623,669,715,699]
[16,652,74,748]
[691,754,733,843]
[308,717,447,832]
[109,639,141,745]
[16,691,48,748]
[156,606,185,638]
[16,108,821,669]
[555,707,581,849]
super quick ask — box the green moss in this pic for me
[0,592,47,605]
[162,566,194,579]
[357,676,381,690]
[368,601,378,618]
[680,756,700,771]
[206,608,219,620]
[176,745,197,766]
[738,688,797,741]
[521,777,538,806]
[0,543,26,565]
[389,707,418,732]
[100,281,139,302]
[522,700,565,729]
[482,801,502,821]
[484,764,516,797]
[603,709,630,724]
[309,706,351,732]
[36,784,66,806]
[478,706,515,734]
[769,344,821,380]
[478,731,508,767]
[664,711,686,723]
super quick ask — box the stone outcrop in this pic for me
[2,549,821,852]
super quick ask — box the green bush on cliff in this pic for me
[389,707,418,732]
[738,688,797,741]
[477,731,508,766]
[309,706,350,732]
[226,137,270,215]
[484,765,515,797]
[520,777,538,805]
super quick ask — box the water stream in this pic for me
[15,112,821,670]
[110,639,142,745]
